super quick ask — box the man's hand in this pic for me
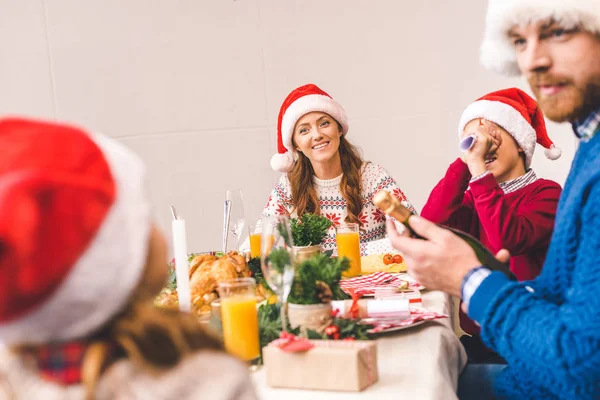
[387,216,481,297]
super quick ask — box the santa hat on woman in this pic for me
[270,84,349,172]
[0,118,151,345]
[480,0,600,75]
[458,87,561,168]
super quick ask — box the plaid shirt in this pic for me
[572,107,600,142]
[28,341,88,385]
[24,341,117,385]
[470,169,538,194]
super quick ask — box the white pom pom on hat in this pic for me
[270,151,296,173]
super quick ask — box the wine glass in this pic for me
[261,215,295,331]
[227,189,246,252]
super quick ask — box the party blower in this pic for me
[373,190,516,280]
[458,134,477,152]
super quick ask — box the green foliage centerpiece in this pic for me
[290,213,333,262]
[287,253,350,333]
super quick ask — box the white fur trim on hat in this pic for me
[481,0,600,75]
[280,94,348,152]
[0,133,151,345]
[458,99,537,168]
[270,151,296,173]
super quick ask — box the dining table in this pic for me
[252,289,467,400]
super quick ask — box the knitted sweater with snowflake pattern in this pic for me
[261,162,415,255]
[469,130,600,400]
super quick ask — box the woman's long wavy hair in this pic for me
[82,301,222,399]
[14,244,224,400]
[288,127,365,225]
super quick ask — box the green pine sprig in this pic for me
[257,303,373,350]
[287,254,350,305]
[290,213,333,247]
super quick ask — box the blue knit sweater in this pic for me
[469,130,600,399]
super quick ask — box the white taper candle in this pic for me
[172,218,191,312]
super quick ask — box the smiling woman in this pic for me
[259,84,415,256]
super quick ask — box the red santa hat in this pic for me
[458,88,561,168]
[0,118,151,345]
[480,0,600,75]
[270,84,349,172]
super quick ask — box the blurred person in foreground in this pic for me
[0,118,257,399]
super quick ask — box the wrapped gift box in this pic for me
[263,339,378,392]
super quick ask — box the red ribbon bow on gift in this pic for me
[271,332,315,353]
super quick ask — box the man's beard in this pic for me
[529,73,600,122]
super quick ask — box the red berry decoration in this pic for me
[343,337,356,341]
[324,324,340,337]
[333,333,340,340]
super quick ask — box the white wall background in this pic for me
[1,0,577,254]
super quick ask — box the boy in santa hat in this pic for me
[421,88,562,363]
[0,118,257,399]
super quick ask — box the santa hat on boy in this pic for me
[0,118,151,345]
[270,84,349,172]
[458,88,561,168]
[480,0,600,75]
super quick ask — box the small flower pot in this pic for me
[287,302,332,333]
[293,245,322,263]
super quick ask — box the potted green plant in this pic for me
[289,213,333,262]
[287,254,350,333]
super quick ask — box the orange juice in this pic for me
[220,294,260,361]
[249,233,262,258]
[250,233,275,258]
[337,231,362,277]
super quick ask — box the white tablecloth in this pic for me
[252,290,467,400]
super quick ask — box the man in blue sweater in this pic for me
[387,1,600,399]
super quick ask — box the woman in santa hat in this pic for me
[420,88,562,365]
[0,118,257,399]
[262,83,415,255]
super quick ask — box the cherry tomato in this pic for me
[393,254,403,264]
[383,254,393,265]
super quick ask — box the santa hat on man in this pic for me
[0,118,151,345]
[458,87,561,168]
[480,0,600,75]
[270,84,349,172]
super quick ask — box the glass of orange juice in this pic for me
[336,223,362,277]
[249,220,275,259]
[249,223,262,259]
[217,278,260,370]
